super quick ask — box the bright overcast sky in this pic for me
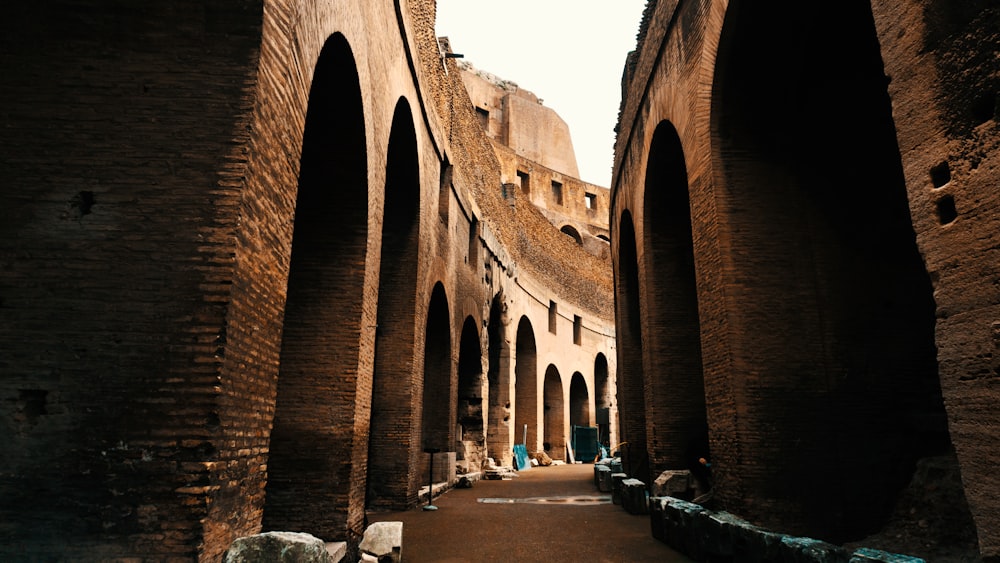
[435,0,648,188]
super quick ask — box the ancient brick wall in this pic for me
[611,0,998,559]
[0,0,618,560]
[0,2,266,559]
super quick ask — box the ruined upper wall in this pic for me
[457,59,581,180]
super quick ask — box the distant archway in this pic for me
[569,371,589,427]
[643,120,709,478]
[594,353,612,447]
[614,211,648,481]
[457,316,485,471]
[486,293,512,466]
[560,224,583,245]
[543,364,565,460]
[265,33,368,539]
[513,316,538,451]
[422,283,453,454]
[367,97,420,510]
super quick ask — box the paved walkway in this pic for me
[368,462,693,562]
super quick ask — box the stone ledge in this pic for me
[650,497,927,563]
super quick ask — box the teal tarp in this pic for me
[513,444,530,470]
[571,426,600,463]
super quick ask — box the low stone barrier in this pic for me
[621,478,648,515]
[611,472,628,505]
[649,497,926,563]
[595,464,612,492]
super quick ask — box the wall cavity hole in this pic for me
[937,195,958,225]
[930,162,951,188]
[18,389,48,422]
[970,93,998,126]
[73,191,95,215]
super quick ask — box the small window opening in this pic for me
[551,180,563,206]
[548,301,558,334]
[930,161,951,189]
[573,315,582,345]
[517,170,530,195]
[475,107,489,131]
[468,217,480,268]
[585,192,596,210]
[439,160,453,222]
[971,93,997,126]
[937,195,957,225]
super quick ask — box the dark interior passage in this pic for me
[264,33,369,539]
[712,0,954,541]
[614,212,649,483]
[642,121,709,478]
[422,283,453,454]
[514,316,538,451]
[367,98,421,510]
[457,316,485,470]
[543,364,565,459]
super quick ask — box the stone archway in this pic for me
[457,316,485,472]
[367,97,421,510]
[513,316,538,451]
[710,0,952,541]
[642,121,709,479]
[543,364,565,460]
[265,33,369,539]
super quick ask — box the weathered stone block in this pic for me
[850,548,927,563]
[596,464,613,492]
[778,535,849,563]
[621,478,648,515]
[652,469,693,499]
[594,459,612,487]
[649,497,668,541]
[359,521,402,563]
[610,458,623,474]
[223,531,334,563]
[611,472,628,505]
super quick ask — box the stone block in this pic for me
[778,536,849,563]
[651,469,693,499]
[594,459,611,487]
[661,498,709,559]
[621,478,648,515]
[610,458,623,474]
[359,521,402,563]
[611,472,628,505]
[850,548,927,563]
[649,497,668,541]
[223,531,334,563]
[595,464,612,492]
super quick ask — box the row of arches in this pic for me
[258,32,614,543]
[613,0,956,546]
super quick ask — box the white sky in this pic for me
[434,0,648,187]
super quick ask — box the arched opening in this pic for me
[367,98,420,510]
[422,283,453,455]
[711,0,953,541]
[513,316,538,452]
[560,224,583,245]
[614,211,648,482]
[594,353,612,448]
[543,364,565,460]
[265,34,368,539]
[643,121,709,481]
[486,293,512,466]
[569,371,590,427]
[457,316,485,472]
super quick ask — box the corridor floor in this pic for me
[367,462,694,562]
